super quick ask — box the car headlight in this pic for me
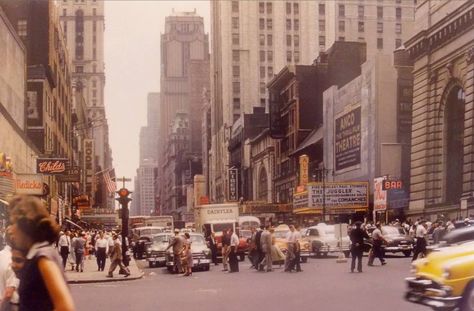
[203,249,210,256]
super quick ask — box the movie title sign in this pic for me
[334,106,361,171]
[228,168,238,202]
[36,158,68,175]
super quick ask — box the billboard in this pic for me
[308,182,369,209]
[334,106,361,171]
[299,155,309,187]
[84,139,95,195]
[228,168,238,202]
[57,166,81,183]
[374,177,387,211]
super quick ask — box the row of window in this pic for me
[335,20,403,34]
[337,5,403,19]
[318,36,402,49]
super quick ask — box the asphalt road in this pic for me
[71,254,427,311]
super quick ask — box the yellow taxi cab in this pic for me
[273,225,310,263]
[405,241,474,310]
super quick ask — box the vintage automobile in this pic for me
[405,241,474,311]
[273,225,310,263]
[377,226,414,257]
[304,224,351,258]
[428,226,474,254]
[165,233,212,273]
[131,226,165,259]
[146,233,172,268]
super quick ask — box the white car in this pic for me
[303,224,351,257]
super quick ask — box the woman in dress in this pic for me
[8,195,75,311]
[183,233,193,276]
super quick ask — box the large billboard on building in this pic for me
[308,182,369,210]
[374,177,387,211]
[334,106,361,171]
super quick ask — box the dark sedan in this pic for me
[365,226,414,257]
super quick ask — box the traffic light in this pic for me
[116,188,132,204]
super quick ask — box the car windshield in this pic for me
[382,226,403,236]
[153,235,170,243]
[138,228,163,236]
[274,230,289,239]
[240,230,252,238]
[323,226,335,235]
[188,235,205,244]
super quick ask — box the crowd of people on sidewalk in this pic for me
[56,229,130,278]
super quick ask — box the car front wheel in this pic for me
[461,282,474,311]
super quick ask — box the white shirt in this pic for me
[416,225,427,238]
[58,235,70,247]
[286,231,297,243]
[230,233,239,247]
[107,236,114,247]
[0,246,19,303]
[95,238,109,252]
[372,228,383,240]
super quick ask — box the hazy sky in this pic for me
[104,1,210,190]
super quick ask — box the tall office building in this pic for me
[159,10,210,218]
[57,0,114,208]
[208,0,415,202]
[137,159,156,216]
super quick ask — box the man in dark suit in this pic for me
[349,221,370,273]
[255,225,264,268]
[206,231,218,265]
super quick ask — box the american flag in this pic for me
[103,168,117,194]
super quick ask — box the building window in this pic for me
[294,51,300,63]
[260,34,265,46]
[293,3,299,14]
[232,33,239,45]
[358,37,365,42]
[75,10,84,59]
[396,23,402,34]
[93,64,97,73]
[268,66,273,77]
[93,35,96,44]
[93,8,96,16]
[338,20,345,32]
[339,4,345,17]
[93,21,97,32]
[358,21,364,32]
[319,36,325,46]
[266,2,272,14]
[260,66,265,78]
[267,50,273,62]
[377,38,383,49]
[294,35,299,47]
[92,100,97,107]
[233,65,240,77]
[259,2,265,14]
[377,6,383,19]
[63,8,67,16]
[233,82,240,94]
[377,22,384,33]
[358,5,364,18]
[319,19,325,31]
[17,20,27,37]
[339,36,345,41]
[233,17,239,29]
[93,90,97,98]
[267,34,273,46]
[76,66,83,73]
[233,98,240,110]
[93,48,96,59]
[286,51,292,62]
[260,82,266,94]
[259,18,264,30]
[92,80,97,87]
[395,39,402,48]
[232,50,240,62]
[260,50,266,62]
[286,19,291,30]
[396,7,402,19]
[286,2,291,14]
[267,18,273,30]
[286,35,292,47]
[319,3,325,16]
[232,1,239,13]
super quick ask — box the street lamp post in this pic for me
[116,177,132,266]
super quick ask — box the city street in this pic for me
[71,255,426,311]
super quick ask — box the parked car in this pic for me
[146,233,172,268]
[405,241,474,310]
[427,225,474,254]
[304,224,351,258]
[131,226,165,259]
[273,225,310,263]
[165,233,212,273]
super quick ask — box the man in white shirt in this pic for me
[228,229,240,273]
[368,223,387,266]
[58,231,71,270]
[284,225,297,272]
[0,242,19,308]
[412,220,428,261]
[95,231,109,271]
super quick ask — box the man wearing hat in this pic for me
[166,229,185,273]
[350,221,370,272]
[412,220,428,261]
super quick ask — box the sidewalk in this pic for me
[65,256,144,284]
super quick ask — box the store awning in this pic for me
[293,208,322,215]
[290,127,324,156]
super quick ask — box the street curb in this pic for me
[67,271,144,284]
